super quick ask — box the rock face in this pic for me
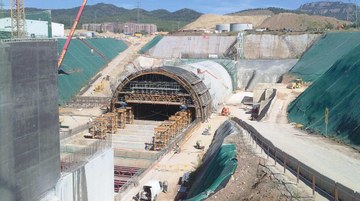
[244,33,320,59]
[298,1,356,21]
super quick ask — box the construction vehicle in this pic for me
[221,107,230,116]
[287,78,304,89]
[139,180,163,201]
[134,33,143,37]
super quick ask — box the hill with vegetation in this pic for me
[25,3,202,32]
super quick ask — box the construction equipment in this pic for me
[139,180,163,201]
[221,107,230,116]
[57,0,88,69]
[287,78,304,89]
[194,140,205,150]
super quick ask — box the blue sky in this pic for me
[3,0,350,14]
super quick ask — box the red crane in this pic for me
[57,0,88,69]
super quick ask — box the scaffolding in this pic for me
[116,108,127,129]
[129,81,182,94]
[153,110,191,151]
[118,80,194,106]
[126,107,134,124]
[88,107,134,139]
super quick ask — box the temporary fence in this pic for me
[232,117,360,201]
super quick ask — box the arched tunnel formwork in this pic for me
[111,66,213,122]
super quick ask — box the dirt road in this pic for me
[81,35,154,97]
[229,89,360,192]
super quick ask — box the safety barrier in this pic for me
[232,117,360,201]
[60,123,92,140]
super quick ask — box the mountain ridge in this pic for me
[25,3,203,32]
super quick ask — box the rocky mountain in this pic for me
[298,1,357,21]
[230,1,357,22]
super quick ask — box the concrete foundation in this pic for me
[112,120,162,151]
[0,40,60,201]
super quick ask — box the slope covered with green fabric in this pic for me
[186,121,238,201]
[58,38,127,104]
[290,32,360,82]
[288,44,360,145]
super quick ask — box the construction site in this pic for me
[2,0,360,201]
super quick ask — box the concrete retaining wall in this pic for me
[55,149,114,201]
[244,33,320,59]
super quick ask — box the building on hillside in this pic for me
[121,23,157,35]
[0,17,64,38]
[82,22,157,35]
[82,23,103,33]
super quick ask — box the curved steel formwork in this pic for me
[111,66,212,122]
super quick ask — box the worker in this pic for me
[208,124,211,131]
[174,143,180,153]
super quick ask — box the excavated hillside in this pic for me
[183,12,348,31]
[182,14,270,30]
[260,13,349,31]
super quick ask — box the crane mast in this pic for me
[10,0,25,38]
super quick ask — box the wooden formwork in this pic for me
[152,110,192,151]
[89,117,107,139]
[153,126,169,151]
[125,107,134,124]
[169,115,181,134]
[103,112,117,134]
[163,120,177,139]
[116,108,127,129]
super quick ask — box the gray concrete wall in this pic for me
[0,40,60,201]
[55,149,114,201]
[244,33,320,59]
[237,59,298,91]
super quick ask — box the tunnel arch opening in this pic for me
[111,67,212,123]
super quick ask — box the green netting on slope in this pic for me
[0,31,11,39]
[186,144,237,201]
[82,38,127,61]
[58,38,127,104]
[138,36,163,54]
[179,59,238,91]
[290,32,360,82]
[288,44,360,145]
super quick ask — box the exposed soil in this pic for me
[183,12,349,32]
[260,13,349,31]
[206,132,295,201]
[182,14,270,30]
